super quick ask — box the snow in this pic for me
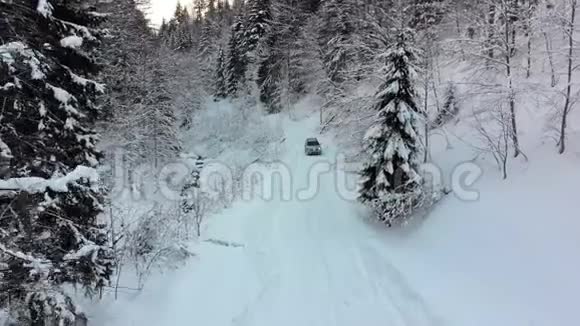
[363,124,382,140]
[58,21,97,42]
[94,112,438,326]
[68,70,105,93]
[64,117,77,130]
[47,84,84,117]
[0,242,53,278]
[89,103,580,326]
[0,137,12,159]
[38,102,47,117]
[0,82,15,91]
[0,42,46,80]
[36,0,53,17]
[87,11,111,18]
[60,36,83,49]
[0,309,8,326]
[63,244,101,261]
[47,84,73,104]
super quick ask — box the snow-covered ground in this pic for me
[90,104,580,326]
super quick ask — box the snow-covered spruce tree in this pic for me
[257,31,283,113]
[225,17,248,97]
[301,0,321,13]
[433,82,460,127]
[214,47,228,99]
[199,17,219,62]
[255,0,319,113]
[358,31,424,227]
[197,0,235,90]
[243,0,272,52]
[98,0,181,168]
[318,0,356,84]
[162,3,194,51]
[159,18,169,39]
[0,0,113,324]
[408,0,447,31]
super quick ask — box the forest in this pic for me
[1,0,579,325]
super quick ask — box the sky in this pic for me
[147,0,184,27]
[147,0,233,27]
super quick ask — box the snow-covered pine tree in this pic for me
[207,0,217,18]
[318,0,356,84]
[278,0,312,97]
[255,0,317,113]
[244,0,272,52]
[159,18,169,38]
[199,18,218,60]
[193,0,208,23]
[0,0,113,324]
[217,0,226,21]
[257,31,283,113]
[358,31,424,227]
[162,3,194,51]
[301,0,322,13]
[225,17,248,97]
[176,4,194,50]
[232,0,245,12]
[214,47,228,99]
[198,11,221,89]
[433,82,460,127]
[408,0,447,30]
[99,0,181,167]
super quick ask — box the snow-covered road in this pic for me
[103,114,440,326]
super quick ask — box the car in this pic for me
[304,137,322,156]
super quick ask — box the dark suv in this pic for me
[304,138,322,156]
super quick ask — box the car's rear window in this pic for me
[307,139,319,145]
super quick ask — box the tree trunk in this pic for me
[455,2,462,37]
[525,0,534,78]
[424,82,430,163]
[510,3,517,58]
[509,85,519,158]
[504,9,520,157]
[487,2,496,61]
[559,0,577,154]
[543,31,557,87]
[526,33,532,78]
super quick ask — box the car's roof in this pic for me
[306,137,318,141]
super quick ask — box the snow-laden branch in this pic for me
[0,242,53,277]
[63,244,101,261]
[0,166,99,193]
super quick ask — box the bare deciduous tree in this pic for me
[559,0,578,154]
[474,105,511,179]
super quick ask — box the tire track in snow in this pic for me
[312,136,440,326]
[232,164,289,326]
[356,240,443,326]
[308,201,340,326]
[305,163,404,326]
